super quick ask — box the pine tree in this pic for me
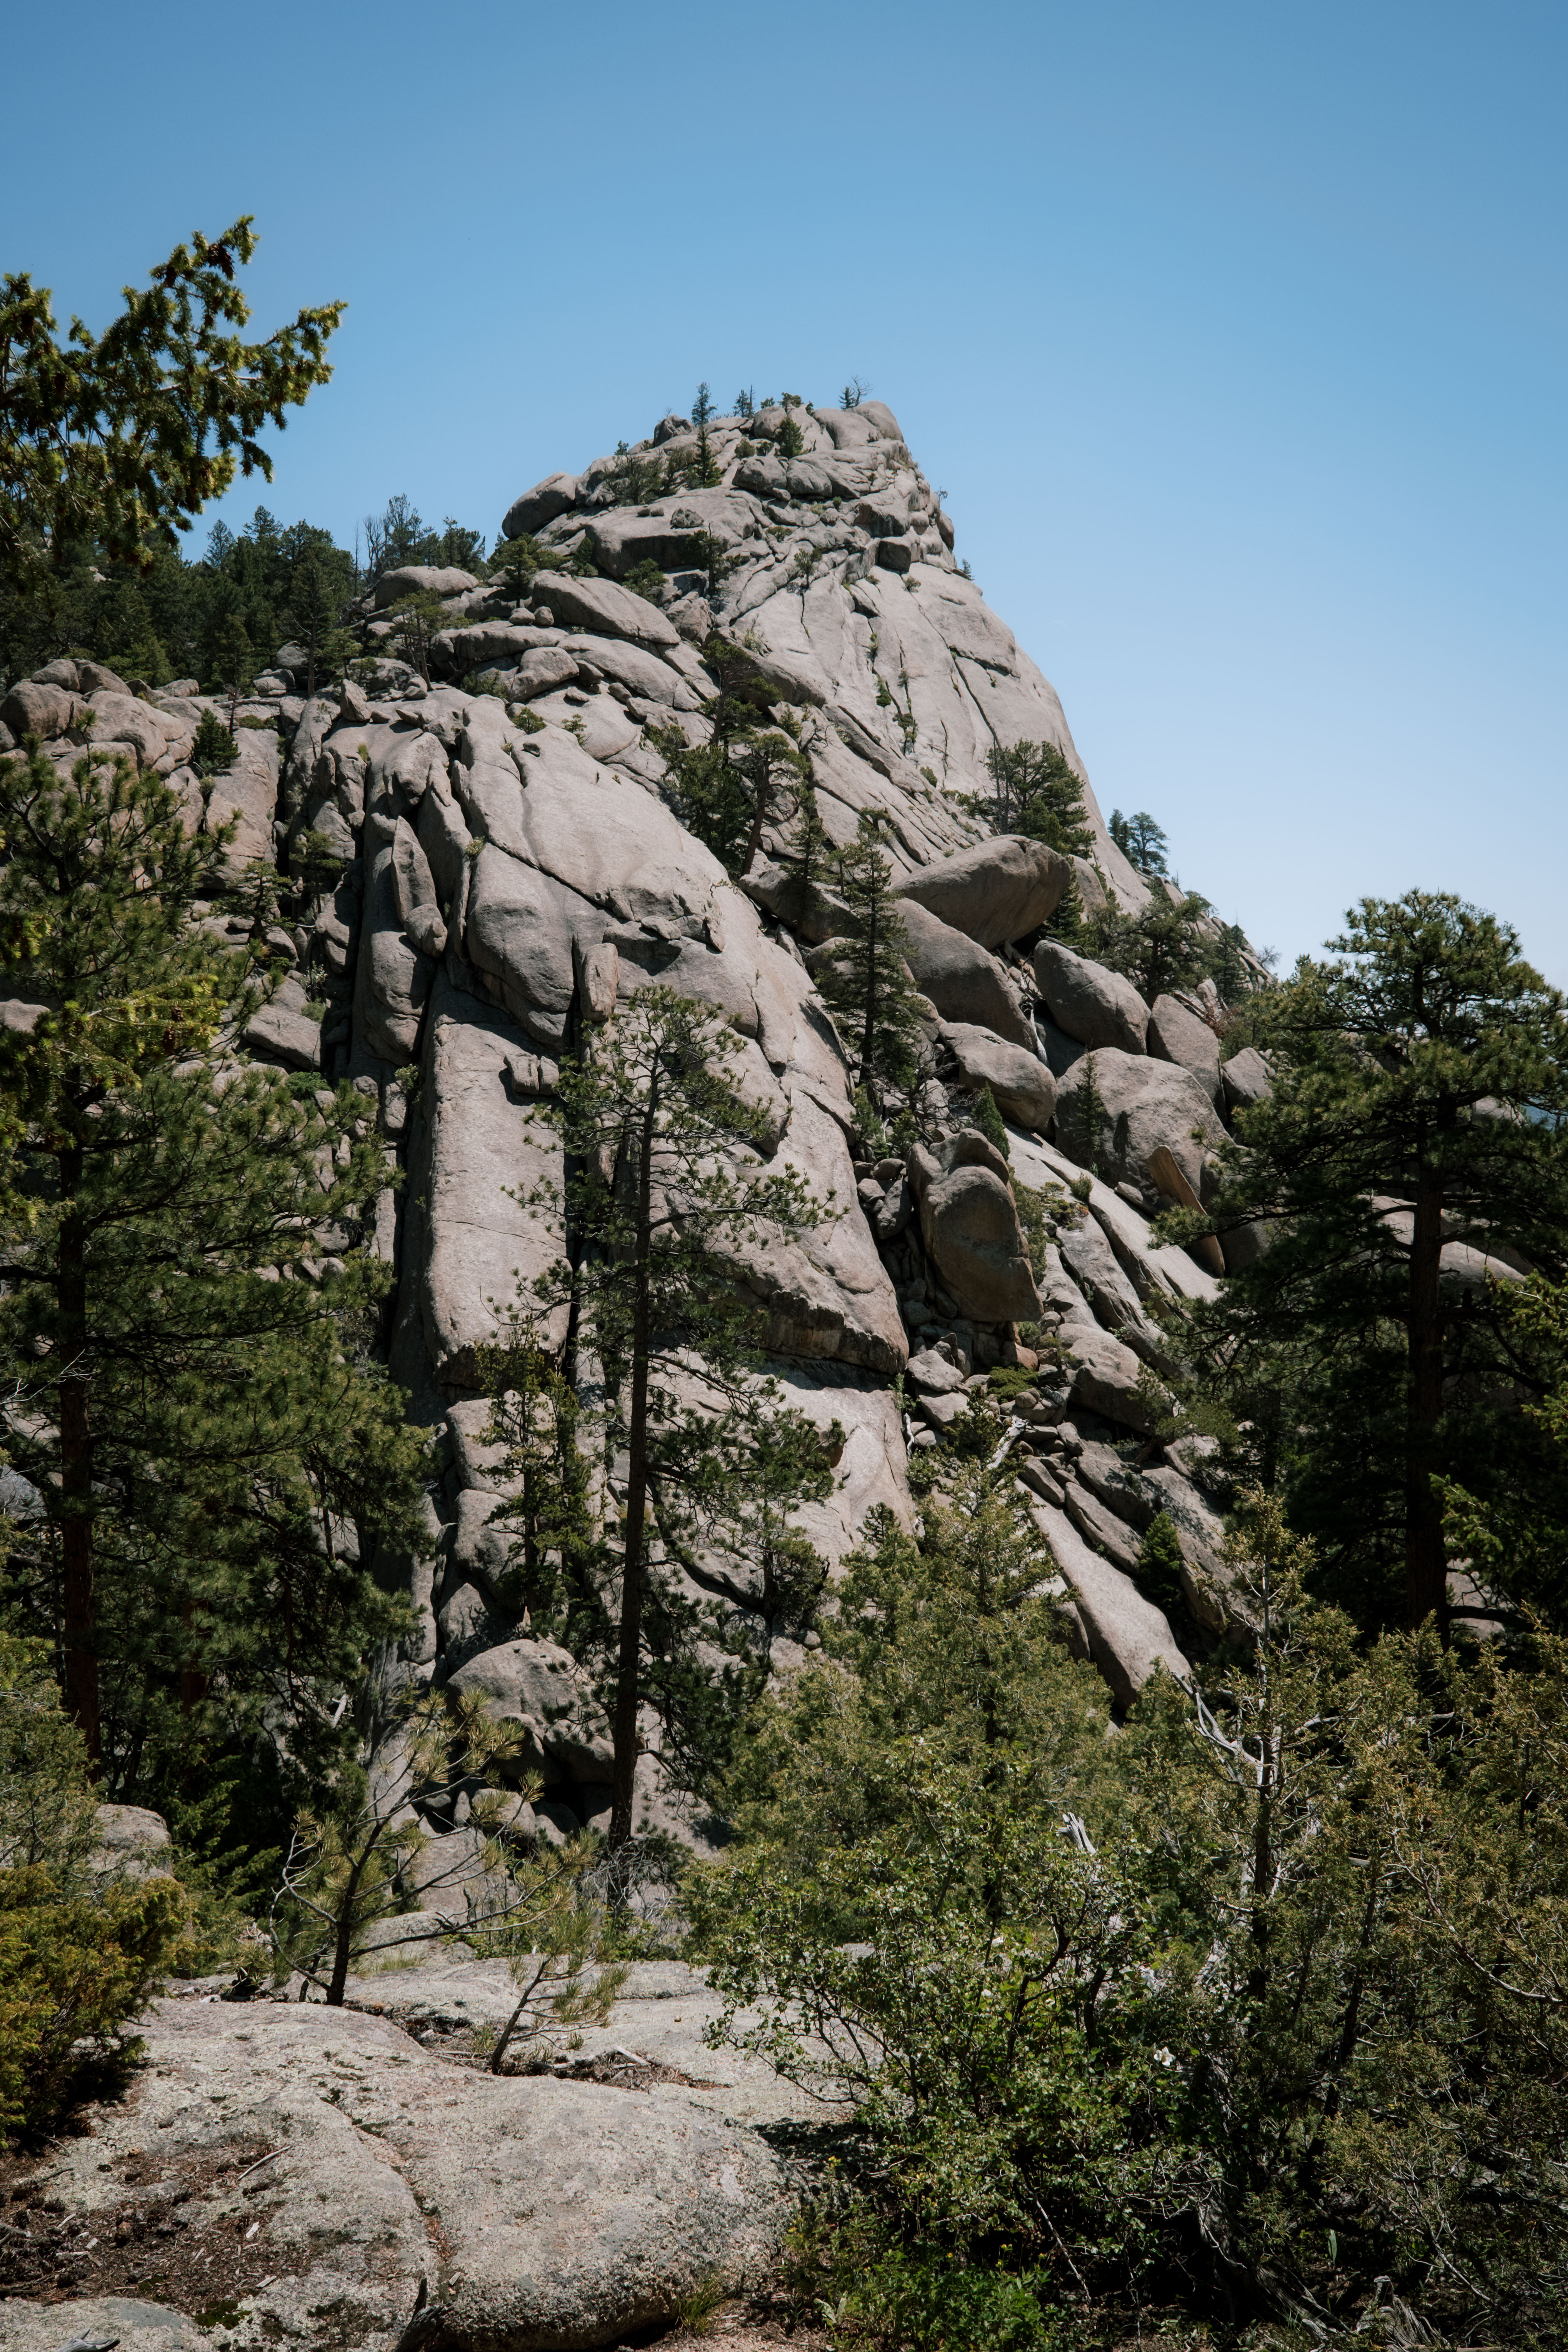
[1109,809,1170,877]
[1185,893,1568,1630]
[190,708,237,780]
[775,411,806,461]
[0,745,426,1784]
[816,814,927,1112]
[1085,879,1216,1002]
[519,988,840,1851]
[647,641,810,878]
[980,740,1094,859]
[0,220,341,604]
[971,1082,1009,1161]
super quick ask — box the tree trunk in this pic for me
[860,903,879,1098]
[57,1170,100,1769]
[608,1072,659,1853]
[1406,1171,1449,1632]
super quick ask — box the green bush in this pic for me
[623,558,667,602]
[0,1635,190,2144]
[0,1865,189,2145]
[699,1489,1568,2339]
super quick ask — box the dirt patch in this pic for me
[363,2010,724,2092]
[0,2131,324,2320]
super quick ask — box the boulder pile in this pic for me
[0,394,1285,2347]
[0,392,1280,1760]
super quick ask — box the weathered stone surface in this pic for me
[1007,1130,1222,1304]
[898,835,1070,948]
[355,839,432,1062]
[528,572,682,652]
[464,846,581,1047]
[727,1093,907,1373]
[501,471,582,539]
[3,1994,789,2352]
[392,816,447,955]
[565,633,702,708]
[905,1345,966,1395]
[1054,1048,1227,1204]
[1034,1502,1189,1709]
[1056,1213,1167,1364]
[403,977,568,1388]
[1033,940,1150,1054]
[240,973,321,1071]
[202,727,279,877]
[1148,992,1222,1105]
[1141,1463,1242,1637]
[1221,1045,1273,1114]
[939,1021,1055,1131]
[449,1635,613,1783]
[900,899,1032,1046]
[89,1802,173,1884]
[2,678,81,739]
[371,562,480,609]
[910,1133,1041,1324]
[416,2069,783,2349]
[1065,1324,1154,1432]
[1064,1479,1144,1574]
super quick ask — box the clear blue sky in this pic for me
[7,1,1564,980]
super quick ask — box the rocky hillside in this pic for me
[0,393,1275,1802]
[0,394,1296,2352]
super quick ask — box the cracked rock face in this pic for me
[4,392,1291,2351]
[1,393,1264,1749]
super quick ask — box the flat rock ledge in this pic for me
[0,1972,807,2352]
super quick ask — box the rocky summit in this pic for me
[0,396,1284,2350]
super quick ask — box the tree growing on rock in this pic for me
[978,738,1095,860]
[0,744,426,1789]
[1086,879,1217,1004]
[816,814,929,1121]
[1110,808,1169,877]
[648,641,812,879]
[517,988,841,1852]
[1173,893,1568,1631]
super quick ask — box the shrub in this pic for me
[0,1635,190,2145]
[623,558,667,602]
[191,707,237,779]
[0,1866,189,2145]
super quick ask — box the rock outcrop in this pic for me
[0,389,1265,1748]
[3,387,1290,2350]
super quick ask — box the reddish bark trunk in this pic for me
[58,1177,100,1768]
[1406,1172,1449,1633]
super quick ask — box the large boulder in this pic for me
[1054,1047,1226,1204]
[241,971,322,1071]
[1034,1502,1189,1709]
[2,678,82,739]
[939,1021,1055,1131]
[372,563,480,610]
[899,900,1032,1047]
[501,470,582,539]
[897,835,1070,948]
[909,1132,1040,1324]
[1148,992,1222,1106]
[1065,1323,1155,1432]
[449,1635,613,1784]
[1222,1045,1273,1115]
[528,571,683,653]
[1033,940,1149,1053]
[0,1994,789,2352]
